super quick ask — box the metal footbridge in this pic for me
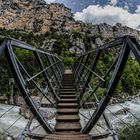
[0,35,140,140]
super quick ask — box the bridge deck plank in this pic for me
[43,70,92,140]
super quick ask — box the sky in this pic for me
[45,0,140,30]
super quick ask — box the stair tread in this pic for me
[43,133,92,140]
[55,132,84,135]
[60,92,76,94]
[55,122,81,130]
[62,87,75,89]
[45,134,90,137]
[60,93,75,94]
[60,95,76,97]
[60,91,76,93]
[61,89,76,91]
[54,71,84,135]
[62,82,74,83]
[59,93,76,96]
[59,99,77,102]
[58,108,79,114]
[56,115,80,121]
[58,103,78,107]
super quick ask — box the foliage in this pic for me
[121,58,140,95]
[52,34,71,55]
[72,30,82,39]
[0,133,5,140]
[0,55,11,96]
[116,121,140,140]
[88,51,140,100]
[0,28,140,98]
[61,56,75,68]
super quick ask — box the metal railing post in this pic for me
[34,51,59,101]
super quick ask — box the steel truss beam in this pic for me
[0,38,64,134]
[72,35,140,134]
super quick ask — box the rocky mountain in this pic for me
[0,0,140,55]
[0,0,140,106]
[0,0,73,32]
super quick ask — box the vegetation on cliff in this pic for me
[0,28,140,99]
[116,121,140,140]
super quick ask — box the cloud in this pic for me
[74,5,140,30]
[136,5,140,13]
[110,0,118,6]
[44,0,56,4]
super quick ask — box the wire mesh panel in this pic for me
[72,35,140,140]
[0,38,64,139]
[0,35,140,140]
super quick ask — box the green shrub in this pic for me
[61,56,75,67]
[116,121,140,140]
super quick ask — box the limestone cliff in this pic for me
[0,0,72,32]
[0,0,140,54]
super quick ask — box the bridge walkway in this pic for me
[1,36,139,140]
[43,70,92,140]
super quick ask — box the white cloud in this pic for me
[136,5,140,13]
[124,2,129,10]
[74,5,140,30]
[44,0,56,4]
[110,0,118,6]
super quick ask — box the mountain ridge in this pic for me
[0,0,73,32]
[0,0,140,55]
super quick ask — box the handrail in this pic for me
[72,35,140,135]
[0,37,64,134]
[0,35,140,138]
[76,35,136,57]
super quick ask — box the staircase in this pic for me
[44,70,92,140]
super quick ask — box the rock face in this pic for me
[0,0,72,32]
[41,39,57,51]
[0,0,140,55]
[69,34,85,54]
[0,0,139,39]
[82,23,140,41]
